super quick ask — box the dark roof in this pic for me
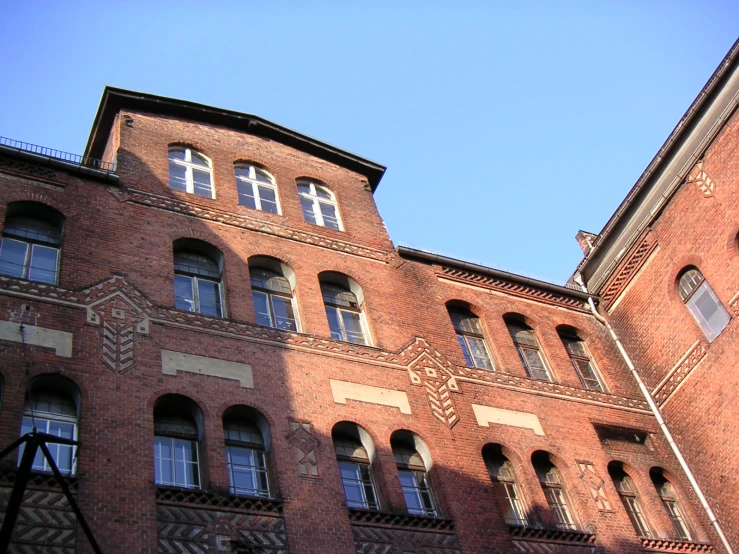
[84,87,387,191]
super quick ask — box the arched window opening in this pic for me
[297,180,341,230]
[332,422,379,510]
[19,383,78,476]
[678,268,730,342]
[168,147,214,198]
[483,444,527,526]
[558,328,604,391]
[532,452,576,530]
[0,203,64,284]
[153,396,202,489]
[173,241,224,317]
[448,305,494,370]
[320,274,368,345]
[391,431,436,517]
[235,164,279,214]
[650,468,693,541]
[250,258,298,331]
[609,463,651,538]
[506,317,551,381]
[224,408,270,498]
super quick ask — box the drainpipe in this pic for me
[573,273,734,554]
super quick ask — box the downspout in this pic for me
[573,273,734,554]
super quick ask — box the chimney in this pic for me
[576,230,598,257]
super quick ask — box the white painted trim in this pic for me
[161,349,253,388]
[330,379,411,414]
[471,404,545,436]
[0,320,72,357]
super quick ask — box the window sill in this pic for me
[155,485,282,514]
[348,508,455,532]
[507,524,596,544]
[641,537,714,553]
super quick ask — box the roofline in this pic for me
[84,87,387,191]
[397,246,593,300]
[577,37,739,290]
[0,144,120,183]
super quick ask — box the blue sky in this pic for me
[1,2,737,284]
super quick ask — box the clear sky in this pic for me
[1,2,737,284]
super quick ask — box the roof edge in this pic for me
[84,87,387,191]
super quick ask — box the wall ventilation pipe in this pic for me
[572,273,734,554]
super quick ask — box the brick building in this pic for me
[0,40,736,554]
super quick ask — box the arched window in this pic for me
[153,395,202,489]
[609,462,651,537]
[235,164,279,214]
[678,268,730,342]
[650,468,693,540]
[320,274,368,345]
[19,382,79,476]
[332,422,379,510]
[223,407,271,498]
[168,147,214,198]
[448,306,494,370]
[391,431,436,517]
[0,203,64,284]
[250,258,298,331]
[483,444,527,526]
[173,241,224,317]
[558,328,604,391]
[532,451,576,530]
[506,317,551,381]
[297,180,341,230]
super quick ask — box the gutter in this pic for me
[397,246,592,301]
[573,274,734,554]
[0,144,119,184]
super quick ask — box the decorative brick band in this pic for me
[508,525,597,543]
[652,341,707,408]
[0,154,67,186]
[600,230,658,310]
[156,486,283,515]
[641,537,714,552]
[348,508,455,532]
[126,188,392,263]
[0,468,79,491]
[436,266,588,312]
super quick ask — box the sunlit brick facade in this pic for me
[0,40,737,554]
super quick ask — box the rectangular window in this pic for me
[197,279,222,317]
[258,186,279,214]
[19,416,76,475]
[192,169,213,198]
[398,469,436,516]
[174,274,196,312]
[493,481,527,526]
[237,181,258,210]
[543,488,576,530]
[0,238,29,278]
[154,436,200,489]
[338,461,378,509]
[28,244,59,284]
[621,496,651,537]
[226,446,270,497]
[688,283,730,342]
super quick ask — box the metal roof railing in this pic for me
[0,135,117,173]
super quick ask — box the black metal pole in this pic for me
[0,436,36,551]
[38,441,103,554]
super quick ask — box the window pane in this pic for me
[237,181,257,209]
[154,437,174,485]
[297,183,311,195]
[190,152,209,167]
[28,244,59,284]
[272,295,297,331]
[258,186,279,214]
[521,348,550,380]
[338,461,368,508]
[197,279,222,317]
[192,169,213,198]
[315,187,332,200]
[341,310,366,345]
[174,274,195,312]
[174,438,199,488]
[252,291,273,327]
[320,202,340,230]
[168,149,186,161]
[457,334,474,366]
[467,336,494,370]
[0,238,29,278]
[254,168,272,184]
[325,307,344,341]
[398,470,425,515]
[574,359,602,391]
[689,282,730,342]
[169,162,188,192]
[4,217,61,244]
[300,197,318,225]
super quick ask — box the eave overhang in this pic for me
[576,38,739,293]
[84,87,387,192]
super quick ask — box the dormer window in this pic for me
[168,147,214,198]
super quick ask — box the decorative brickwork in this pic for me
[349,509,459,554]
[0,155,64,185]
[285,420,320,478]
[126,188,392,263]
[508,526,600,552]
[7,303,39,325]
[641,537,714,553]
[600,230,658,310]
[0,470,78,553]
[686,161,716,198]
[435,265,588,312]
[156,487,287,553]
[405,344,460,429]
[576,460,612,512]
[728,290,739,317]
[652,341,707,407]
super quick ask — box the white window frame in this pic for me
[297,181,343,230]
[19,413,78,476]
[168,147,215,199]
[235,164,281,214]
[154,435,201,489]
[560,334,605,392]
[174,273,225,317]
